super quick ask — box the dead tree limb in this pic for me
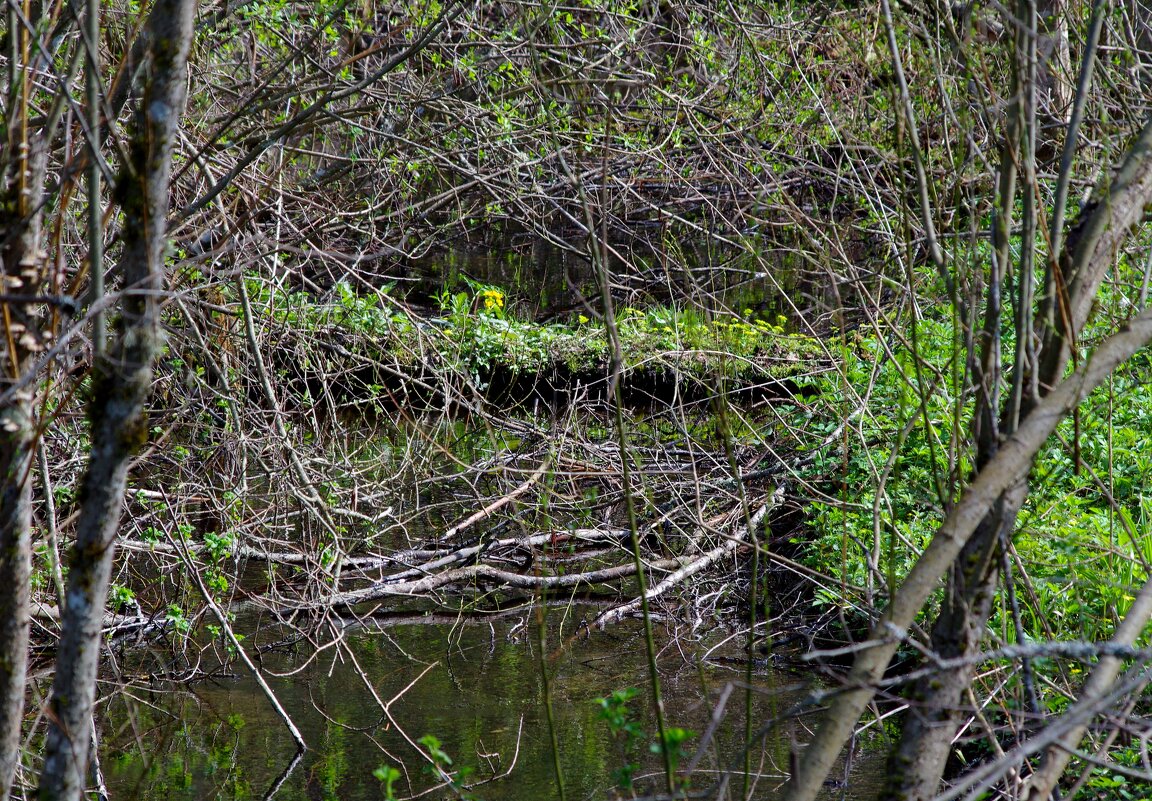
[592,499,776,628]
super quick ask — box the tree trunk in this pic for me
[0,8,50,791]
[0,403,33,800]
[782,306,1152,801]
[783,110,1152,801]
[882,487,1025,800]
[37,1,196,798]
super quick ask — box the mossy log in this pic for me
[251,282,830,409]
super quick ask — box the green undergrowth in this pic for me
[798,302,1152,698]
[250,278,823,386]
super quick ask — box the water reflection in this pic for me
[100,615,883,800]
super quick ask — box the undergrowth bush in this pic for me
[246,277,820,383]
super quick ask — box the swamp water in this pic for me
[99,616,886,801]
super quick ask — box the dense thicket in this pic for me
[3,1,1152,800]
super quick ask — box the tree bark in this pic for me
[884,58,1152,801]
[882,486,1025,800]
[0,403,33,801]
[783,304,1152,801]
[37,1,196,798]
[0,9,50,791]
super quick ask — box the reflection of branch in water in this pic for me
[463,716,525,789]
[261,745,303,801]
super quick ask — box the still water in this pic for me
[99,613,884,800]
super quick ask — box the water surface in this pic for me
[100,613,884,800]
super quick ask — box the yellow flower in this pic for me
[480,289,504,311]
[578,314,589,324]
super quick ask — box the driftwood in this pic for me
[295,558,686,611]
[119,499,784,626]
[120,527,632,574]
